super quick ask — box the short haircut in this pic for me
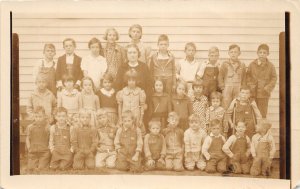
[63,38,76,48]
[101,73,114,86]
[122,110,135,120]
[188,114,200,122]
[257,43,269,53]
[148,120,161,129]
[103,27,120,41]
[210,91,222,101]
[208,46,219,54]
[192,79,204,89]
[185,42,197,51]
[235,121,246,128]
[33,106,46,114]
[210,119,221,128]
[56,107,68,115]
[259,119,272,131]
[88,37,104,56]
[157,34,169,44]
[124,69,138,82]
[176,80,188,93]
[168,111,179,120]
[125,44,141,58]
[79,109,91,117]
[35,74,47,83]
[96,108,108,117]
[128,24,143,39]
[229,44,240,51]
[43,43,56,52]
[240,85,251,92]
[63,75,74,84]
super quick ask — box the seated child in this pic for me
[222,121,251,174]
[162,112,184,171]
[114,110,143,173]
[184,114,207,171]
[71,109,98,170]
[95,109,117,168]
[49,107,73,171]
[202,119,227,173]
[250,120,276,176]
[26,106,51,172]
[143,121,166,170]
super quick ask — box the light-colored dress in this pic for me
[81,90,100,128]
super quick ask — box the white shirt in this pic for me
[176,58,200,82]
[66,54,74,64]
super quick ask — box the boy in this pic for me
[162,112,184,171]
[56,38,83,91]
[184,114,207,171]
[49,107,73,171]
[250,120,276,176]
[197,46,221,97]
[149,34,176,95]
[222,121,251,174]
[226,86,262,138]
[246,44,277,118]
[218,44,246,109]
[95,109,118,168]
[27,75,57,124]
[71,109,98,170]
[26,106,51,172]
[143,121,166,170]
[114,110,143,172]
[202,119,227,173]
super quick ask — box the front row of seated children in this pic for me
[26,105,275,176]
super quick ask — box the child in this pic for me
[176,42,200,94]
[103,27,126,80]
[71,109,98,170]
[33,43,57,95]
[222,121,251,174]
[171,81,193,131]
[96,73,118,125]
[197,46,221,97]
[218,44,246,109]
[114,110,143,172]
[149,34,176,95]
[202,119,227,173]
[250,120,276,176]
[206,91,226,136]
[26,106,51,172]
[226,86,262,138]
[27,75,57,124]
[116,69,146,134]
[81,37,108,90]
[143,121,166,170]
[81,77,100,128]
[128,24,152,64]
[162,112,184,171]
[56,38,83,91]
[95,109,118,168]
[148,78,172,130]
[49,107,73,171]
[246,44,277,118]
[184,114,207,171]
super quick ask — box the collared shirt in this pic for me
[57,89,82,114]
[97,124,117,151]
[222,134,251,158]
[202,133,226,160]
[104,43,126,79]
[49,123,71,152]
[184,128,207,153]
[114,125,143,152]
[162,127,184,154]
[206,106,225,124]
[176,58,200,82]
[196,60,221,78]
[144,133,166,159]
[251,131,276,159]
[66,54,74,64]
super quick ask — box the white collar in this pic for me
[100,88,115,97]
[209,133,222,138]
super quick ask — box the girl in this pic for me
[171,81,193,131]
[81,37,108,90]
[148,78,171,130]
[96,73,118,125]
[80,77,100,127]
[116,69,146,135]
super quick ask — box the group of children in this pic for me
[25,24,278,177]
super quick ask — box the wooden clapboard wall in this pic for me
[13,13,284,158]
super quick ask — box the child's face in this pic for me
[150,124,161,135]
[64,80,74,90]
[90,42,100,56]
[82,80,93,93]
[102,79,112,90]
[44,47,56,60]
[208,51,219,63]
[176,84,186,96]
[154,80,164,93]
[36,78,47,91]
[235,122,246,135]
[122,116,134,129]
[167,115,179,127]
[189,119,200,131]
[211,98,221,108]
[97,114,109,126]
[107,30,117,44]
[193,86,203,95]
[211,125,221,136]
[127,78,136,88]
[34,112,46,123]
[55,112,67,125]
[158,40,169,52]
[72,114,79,123]
[127,47,139,62]
[130,27,142,40]
[185,46,196,58]
[228,47,241,61]
[80,113,91,126]
[63,40,75,55]
[257,49,269,62]
[239,89,250,102]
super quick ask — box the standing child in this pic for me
[222,121,251,174]
[71,109,98,170]
[218,44,246,109]
[49,107,73,171]
[202,119,227,173]
[184,114,207,171]
[149,34,176,95]
[33,43,57,95]
[162,112,184,171]
[56,38,83,91]
[95,109,118,169]
[227,86,262,139]
[143,121,166,170]
[26,106,51,172]
[171,81,193,131]
[96,73,118,125]
[81,37,108,90]
[247,44,277,118]
[197,46,221,97]
[148,78,172,130]
[114,110,143,172]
